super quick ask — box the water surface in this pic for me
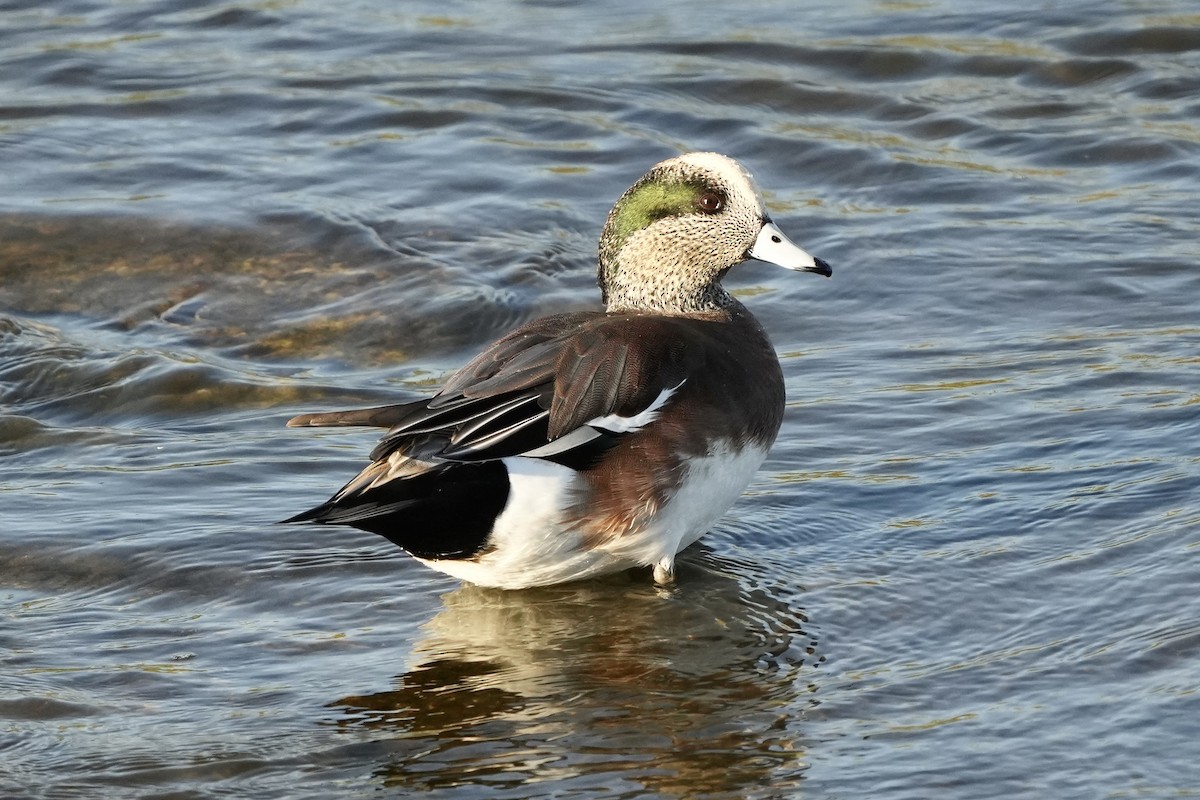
[3,1,1199,798]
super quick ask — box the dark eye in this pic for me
[696,192,724,213]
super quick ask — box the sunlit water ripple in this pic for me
[2,1,1199,798]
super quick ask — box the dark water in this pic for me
[3,0,1199,797]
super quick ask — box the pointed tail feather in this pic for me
[279,502,335,524]
[286,401,424,429]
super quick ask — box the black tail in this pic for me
[282,461,510,560]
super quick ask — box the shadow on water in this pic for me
[325,549,822,798]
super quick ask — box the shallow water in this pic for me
[3,0,1200,798]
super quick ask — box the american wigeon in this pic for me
[285,152,830,589]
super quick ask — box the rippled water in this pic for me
[3,1,1199,797]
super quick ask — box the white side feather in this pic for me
[586,380,685,434]
[417,440,768,590]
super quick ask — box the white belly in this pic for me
[418,443,769,589]
[603,442,769,569]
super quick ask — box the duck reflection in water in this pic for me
[325,547,823,797]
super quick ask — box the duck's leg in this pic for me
[653,556,676,585]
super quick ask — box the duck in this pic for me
[284,152,831,589]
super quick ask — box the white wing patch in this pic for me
[520,426,602,458]
[586,380,686,434]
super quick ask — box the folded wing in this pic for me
[288,311,697,467]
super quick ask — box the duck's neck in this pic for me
[599,250,736,315]
[602,278,734,315]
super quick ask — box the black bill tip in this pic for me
[807,257,832,278]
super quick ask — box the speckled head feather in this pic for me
[598,152,770,314]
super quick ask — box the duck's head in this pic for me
[597,152,830,314]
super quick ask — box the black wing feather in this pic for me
[291,311,705,466]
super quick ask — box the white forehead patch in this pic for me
[663,151,764,214]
